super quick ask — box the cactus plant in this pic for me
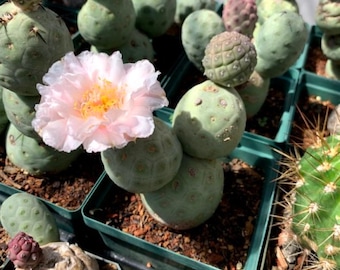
[5,123,82,176]
[7,232,43,269]
[316,0,340,80]
[77,0,136,50]
[172,79,246,160]
[141,153,224,230]
[202,31,257,88]
[90,28,155,63]
[0,0,74,95]
[131,0,176,38]
[253,10,308,79]
[0,193,59,245]
[101,117,183,193]
[222,0,258,38]
[174,0,215,25]
[181,9,225,72]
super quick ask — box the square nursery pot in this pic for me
[261,71,340,269]
[81,117,282,270]
[162,54,300,148]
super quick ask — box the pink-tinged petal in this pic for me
[33,50,168,153]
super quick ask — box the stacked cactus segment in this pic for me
[316,0,340,80]
[0,0,81,175]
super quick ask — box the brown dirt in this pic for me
[87,158,265,270]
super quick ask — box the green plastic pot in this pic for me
[81,120,281,270]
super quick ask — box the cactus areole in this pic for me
[290,135,340,268]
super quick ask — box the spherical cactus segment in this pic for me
[254,10,308,79]
[222,0,258,38]
[181,9,225,72]
[316,0,340,35]
[5,123,82,176]
[172,80,246,160]
[202,31,257,88]
[101,117,183,193]
[0,2,74,95]
[132,0,176,38]
[286,135,340,268]
[174,0,215,25]
[321,33,340,63]
[2,88,40,139]
[7,232,43,269]
[0,193,60,245]
[77,0,136,49]
[11,0,42,11]
[91,28,155,63]
[257,0,299,25]
[235,70,270,119]
[325,59,340,80]
[140,153,224,230]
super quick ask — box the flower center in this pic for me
[75,79,124,118]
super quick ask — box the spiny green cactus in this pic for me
[132,0,176,38]
[2,87,40,139]
[141,152,224,230]
[0,1,74,95]
[181,9,225,72]
[5,123,82,176]
[7,232,43,269]
[0,193,59,245]
[101,117,183,193]
[172,79,246,160]
[77,0,136,50]
[222,0,258,38]
[278,134,340,269]
[202,31,257,88]
[254,10,308,79]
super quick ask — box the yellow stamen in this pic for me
[74,78,124,118]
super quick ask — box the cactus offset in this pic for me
[202,31,257,88]
[132,0,176,38]
[7,232,43,269]
[77,0,136,50]
[0,1,74,95]
[181,9,225,72]
[257,0,299,25]
[174,0,215,25]
[254,10,308,79]
[222,0,258,38]
[141,153,224,230]
[316,0,340,35]
[0,193,59,245]
[101,117,183,193]
[172,80,246,159]
[5,124,82,176]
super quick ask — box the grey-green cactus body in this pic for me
[91,28,155,63]
[257,0,299,25]
[0,86,9,135]
[0,193,59,245]
[174,0,215,25]
[0,2,74,95]
[316,0,340,35]
[101,117,183,193]
[6,123,82,176]
[2,88,40,139]
[254,10,308,79]
[141,153,224,230]
[77,0,136,49]
[132,0,176,38]
[172,80,246,160]
[202,31,257,88]
[181,9,225,72]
